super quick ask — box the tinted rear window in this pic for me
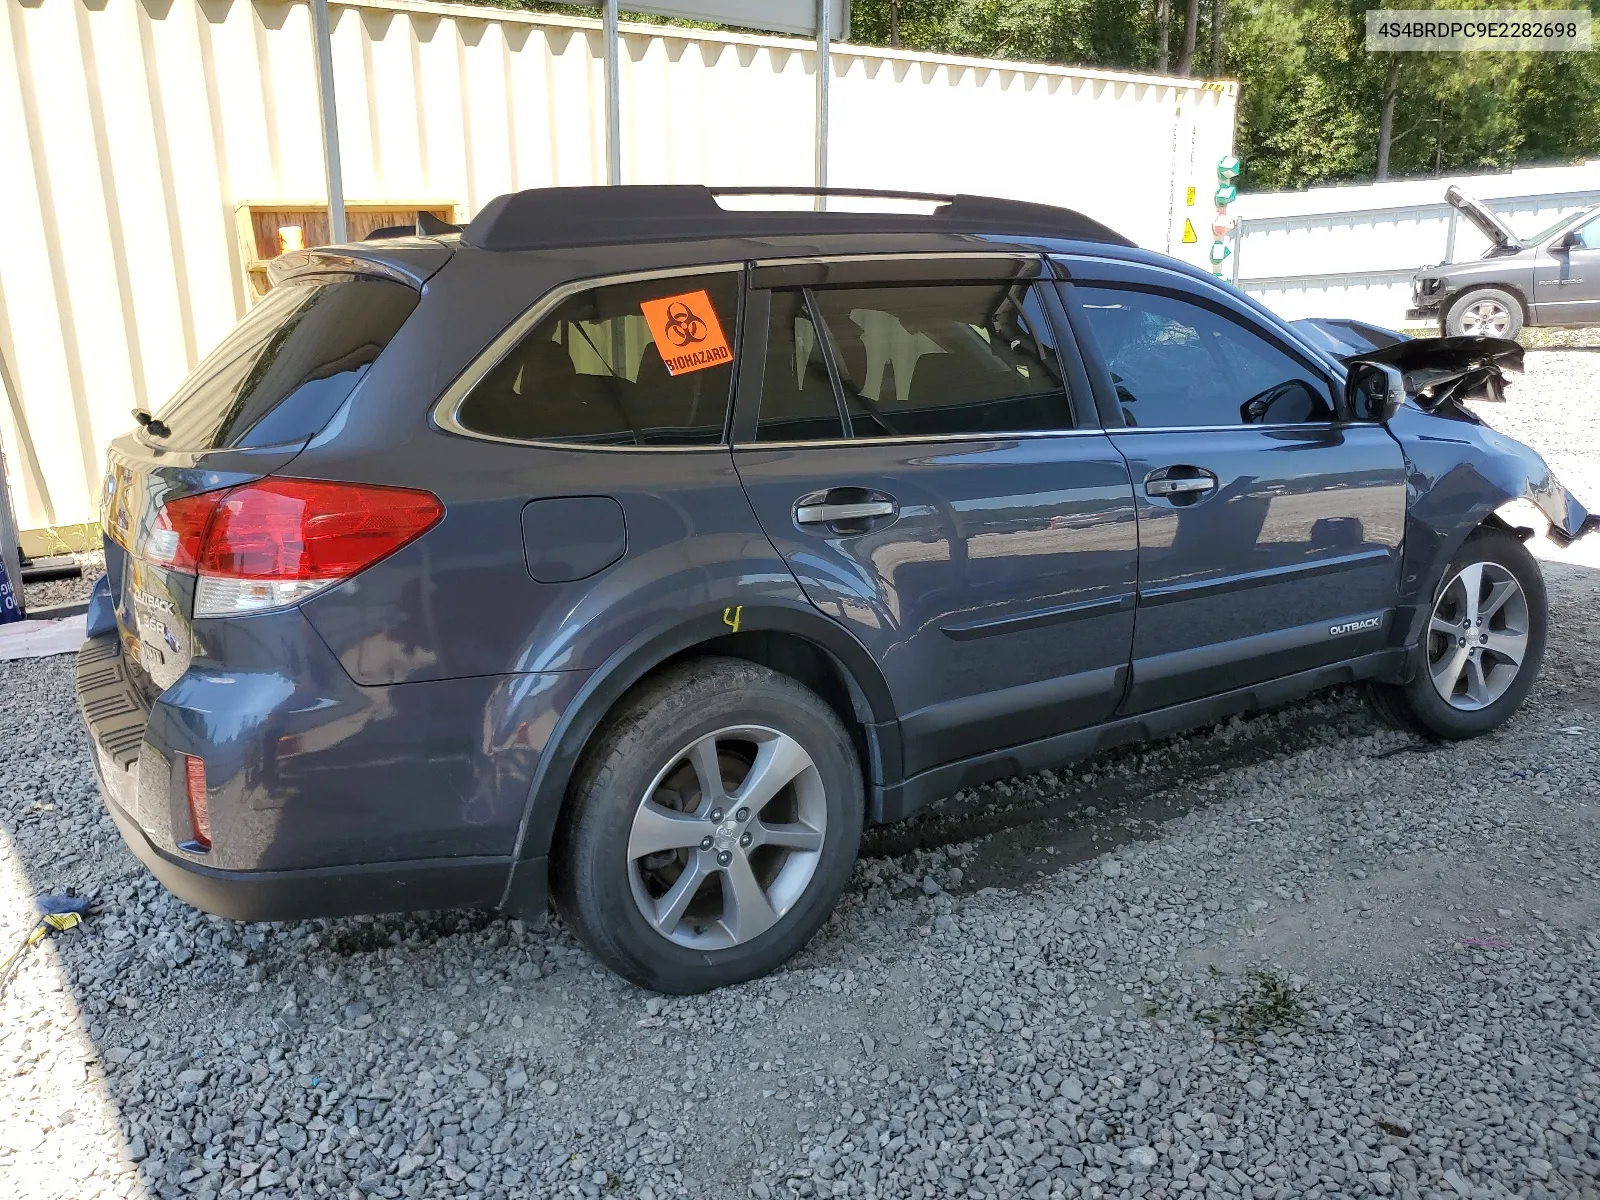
[154,277,419,450]
[456,273,739,446]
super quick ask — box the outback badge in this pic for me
[1329,615,1383,637]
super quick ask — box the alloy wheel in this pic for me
[1426,560,1529,711]
[626,725,827,950]
[1458,299,1511,337]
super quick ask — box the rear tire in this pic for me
[1363,528,1546,740]
[554,656,863,993]
[1444,287,1523,339]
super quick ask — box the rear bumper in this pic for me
[74,630,562,922]
[98,785,514,921]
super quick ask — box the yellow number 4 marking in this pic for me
[722,605,743,633]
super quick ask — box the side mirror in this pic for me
[1345,361,1406,422]
[1556,230,1581,251]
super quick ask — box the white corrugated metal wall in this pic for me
[0,0,1236,535]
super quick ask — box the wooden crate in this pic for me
[234,200,460,300]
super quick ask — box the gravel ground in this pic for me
[1,356,1597,1200]
[20,550,104,612]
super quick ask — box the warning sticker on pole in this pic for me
[640,290,732,376]
[1181,219,1198,244]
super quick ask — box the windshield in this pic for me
[1522,206,1599,247]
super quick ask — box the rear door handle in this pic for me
[796,500,896,524]
[1146,476,1215,497]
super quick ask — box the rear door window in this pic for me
[755,290,844,442]
[457,272,740,446]
[755,281,1072,441]
[155,277,419,450]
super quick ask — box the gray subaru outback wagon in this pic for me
[78,186,1594,992]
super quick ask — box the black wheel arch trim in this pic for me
[501,599,900,891]
[1389,509,1571,675]
[1391,507,1526,663]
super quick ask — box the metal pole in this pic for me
[0,430,25,621]
[604,0,621,186]
[311,0,347,243]
[815,0,830,210]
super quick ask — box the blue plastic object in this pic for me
[36,894,93,917]
[0,555,20,625]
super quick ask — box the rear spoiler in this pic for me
[265,241,454,291]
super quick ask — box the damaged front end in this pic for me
[1355,334,1523,414]
[1348,334,1597,548]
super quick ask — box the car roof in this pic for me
[458,185,1135,253]
[280,187,1263,340]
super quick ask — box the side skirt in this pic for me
[872,648,1407,824]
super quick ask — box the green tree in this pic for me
[482,0,1600,190]
[852,0,1151,68]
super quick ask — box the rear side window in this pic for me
[1076,286,1334,428]
[755,290,844,442]
[155,277,419,450]
[756,281,1071,442]
[457,273,739,446]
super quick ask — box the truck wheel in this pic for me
[1444,288,1523,339]
[1363,528,1546,740]
[554,656,863,993]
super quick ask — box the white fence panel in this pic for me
[1231,161,1600,326]
[0,0,1235,534]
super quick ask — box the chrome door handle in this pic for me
[1146,476,1215,497]
[795,501,897,524]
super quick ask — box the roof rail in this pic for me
[460,185,1132,253]
[712,185,956,203]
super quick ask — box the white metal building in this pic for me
[0,0,1237,538]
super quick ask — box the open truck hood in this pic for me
[1445,185,1522,253]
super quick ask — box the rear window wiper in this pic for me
[132,409,171,438]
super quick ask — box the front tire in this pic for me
[554,656,864,993]
[1364,528,1547,740]
[1444,287,1523,339]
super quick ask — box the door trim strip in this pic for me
[1137,547,1396,607]
[1132,608,1391,685]
[941,593,1135,640]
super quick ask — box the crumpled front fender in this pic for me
[1390,406,1592,543]
[1384,405,1593,653]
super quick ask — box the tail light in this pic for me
[146,479,443,617]
[145,491,222,573]
[183,755,211,851]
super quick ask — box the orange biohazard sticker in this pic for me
[639,290,732,376]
